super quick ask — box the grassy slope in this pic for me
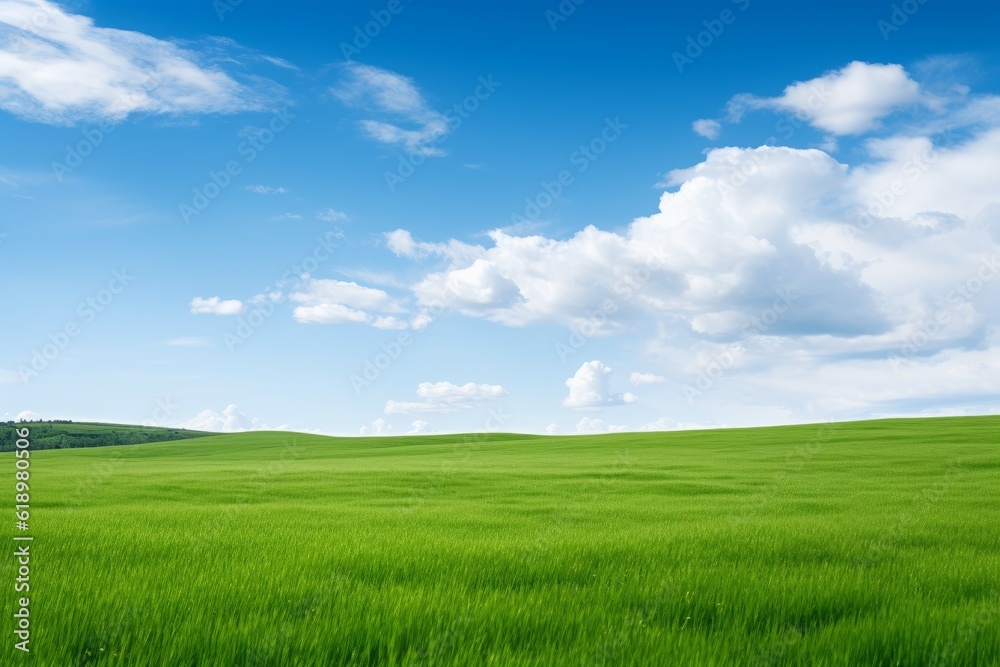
[4,417,999,665]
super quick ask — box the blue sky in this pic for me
[2,0,1000,435]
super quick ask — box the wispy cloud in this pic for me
[385,381,508,414]
[245,185,289,195]
[164,336,211,347]
[0,0,282,124]
[316,208,348,222]
[333,63,450,156]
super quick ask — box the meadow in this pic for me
[3,416,999,665]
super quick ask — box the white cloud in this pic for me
[293,278,400,312]
[0,0,277,124]
[291,277,413,327]
[334,63,449,156]
[638,417,680,431]
[417,381,506,401]
[692,118,721,139]
[190,296,244,315]
[563,360,638,409]
[384,228,481,264]
[316,208,348,222]
[545,423,560,434]
[407,420,429,435]
[359,417,392,436]
[393,133,999,348]
[385,381,507,414]
[164,336,210,347]
[730,61,921,135]
[379,62,1000,420]
[638,417,714,431]
[575,417,628,434]
[630,372,666,385]
[178,404,280,432]
[16,410,42,421]
[245,185,289,195]
[293,302,369,325]
[271,213,303,221]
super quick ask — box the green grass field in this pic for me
[4,416,999,665]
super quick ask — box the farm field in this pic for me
[4,416,999,665]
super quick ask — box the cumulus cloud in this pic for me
[190,296,244,315]
[545,423,560,434]
[16,410,42,421]
[630,372,666,385]
[406,420,430,435]
[178,404,282,432]
[390,136,998,347]
[575,417,628,434]
[563,361,638,409]
[0,0,279,124]
[692,118,721,139]
[378,61,1000,420]
[385,381,507,414]
[333,63,449,156]
[729,61,921,135]
[359,418,392,436]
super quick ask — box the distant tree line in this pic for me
[0,421,205,452]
